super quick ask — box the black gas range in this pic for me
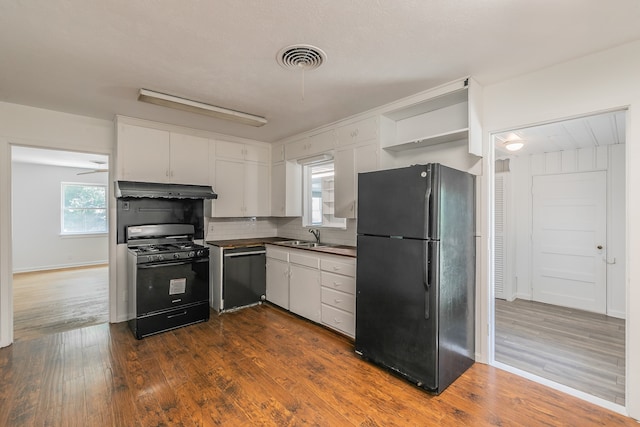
[126,223,210,339]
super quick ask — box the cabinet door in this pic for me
[334,148,355,219]
[244,144,270,163]
[213,159,245,217]
[216,140,245,160]
[169,133,210,185]
[266,258,290,309]
[271,162,302,217]
[244,162,270,216]
[285,138,309,161]
[289,263,321,323]
[307,129,336,155]
[118,123,170,182]
[271,162,286,216]
[336,117,378,147]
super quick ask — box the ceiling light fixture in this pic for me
[138,89,267,127]
[504,141,525,152]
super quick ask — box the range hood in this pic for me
[115,181,218,199]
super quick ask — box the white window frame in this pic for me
[302,161,346,229]
[60,182,108,236]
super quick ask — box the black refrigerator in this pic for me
[355,163,475,394]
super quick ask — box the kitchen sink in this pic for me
[276,240,333,248]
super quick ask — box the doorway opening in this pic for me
[492,110,626,406]
[11,146,110,341]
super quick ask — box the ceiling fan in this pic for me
[76,160,108,175]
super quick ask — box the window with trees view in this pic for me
[61,183,108,234]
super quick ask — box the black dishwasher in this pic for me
[222,246,266,311]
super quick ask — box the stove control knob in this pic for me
[157,255,164,261]
[173,253,180,259]
[197,250,205,257]
[188,251,195,258]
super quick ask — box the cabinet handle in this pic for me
[334,299,342,304]
[333,266,341,271]
[333,281,341,287]
[333,318,342,324]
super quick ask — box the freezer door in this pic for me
[355,235,439,390]
[357,164,433,239]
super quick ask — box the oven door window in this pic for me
[136,258,209,315]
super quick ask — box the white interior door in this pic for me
[531,171,606,313]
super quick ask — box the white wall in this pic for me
[0,102,114,347]
[12,162,109,272]
[507,145,625,318]
[482,40,640,418]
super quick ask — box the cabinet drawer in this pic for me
[321,271,355,294]
[321,304,355,337]
[321,287,355,314]
[266,246,289,262]
[131,302,210,339]
[289,251,319,269]
[320,258,355,277]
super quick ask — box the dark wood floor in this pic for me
[12,265,109,341]
[495,298,626,405]
[0,304,635,426]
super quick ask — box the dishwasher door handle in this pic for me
[224,250,266,257]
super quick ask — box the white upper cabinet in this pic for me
[211,139,271,217]
[380,77,482,156]
[335,142,378,219]
[169,133,210,185]
[271,161,302,217]
[117,123,171,183]
[212,159,269,217]
[117,122,210,185]
[217,139,269,163]
[285,129,336,161]
[336,117,378,147]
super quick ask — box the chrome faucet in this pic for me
[309,228,320,243]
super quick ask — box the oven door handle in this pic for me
[224,250,266,257]
[138,258,208,269]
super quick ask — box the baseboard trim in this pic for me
[13,261,108,274]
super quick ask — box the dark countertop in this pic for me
[206,237,284,249]
[206,236,356,258]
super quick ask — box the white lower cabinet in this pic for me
[289,263,321,323]
[266,247,290,309]
[320,257,356,337]
[265,245,356,338]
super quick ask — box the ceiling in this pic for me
[12,146,109,170]
[494,110,626,157]
[1,1,640,145]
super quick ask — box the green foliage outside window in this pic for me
[62,183,107,234]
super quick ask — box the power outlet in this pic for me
[208,223,216,233]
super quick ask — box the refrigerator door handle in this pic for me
[424,173,432,239]
[423,241,430,320]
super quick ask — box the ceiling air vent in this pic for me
[277,44,326,70]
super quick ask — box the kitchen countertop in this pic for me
[206,237,356,258]
[206,237,284,249]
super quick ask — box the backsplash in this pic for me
[205,217,278,241]
[276,217,357,246]
[205,216,357,247]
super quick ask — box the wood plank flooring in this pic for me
[12,265,109,341]
[0,304,636,426]
[495,298,625,405]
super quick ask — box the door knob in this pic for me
[597,245,603,250]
